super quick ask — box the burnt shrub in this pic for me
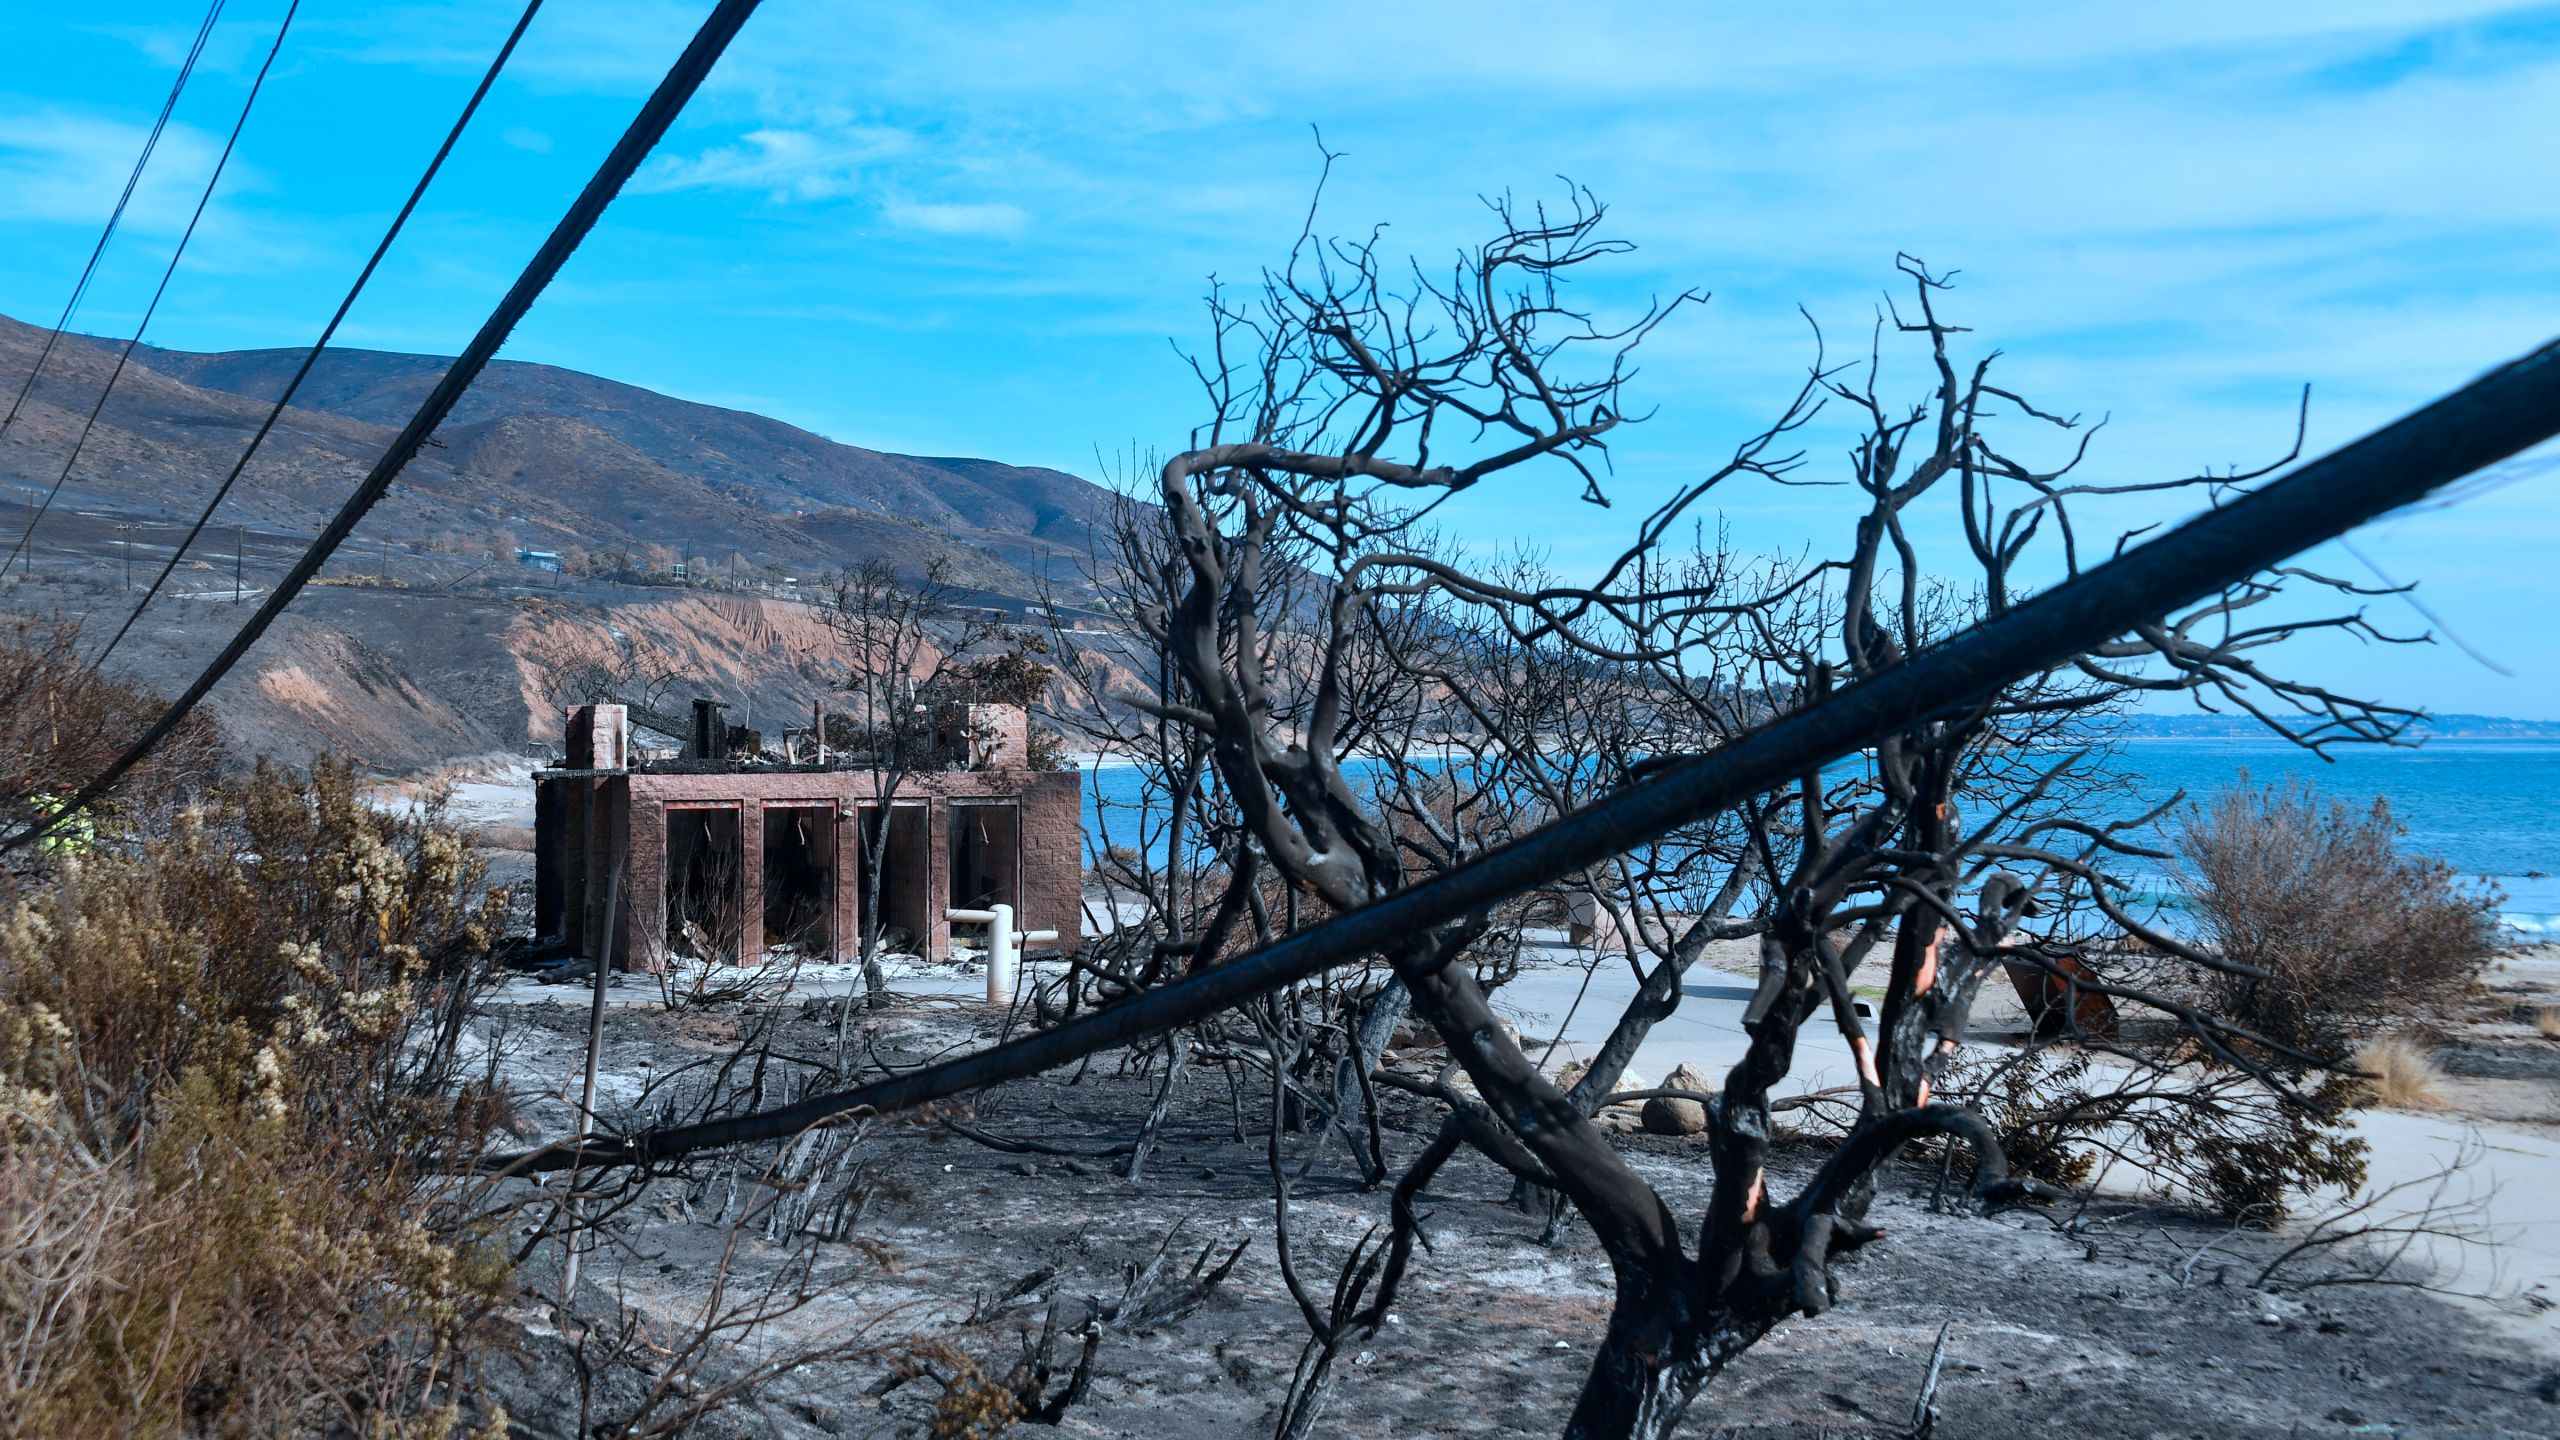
[1931,1042,2368,1225]
[2175,778,2500,1055]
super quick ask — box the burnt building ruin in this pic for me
[534,699,1081,971]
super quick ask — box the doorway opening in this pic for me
[762,804,836,960]
[855,802,930,956]
[948,801,1019,913]
[664,803,743,963]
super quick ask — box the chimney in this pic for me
[690,698,726,761]
[934,701,1028,769]
[564,704,629,770]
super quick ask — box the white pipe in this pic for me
[946,903,1060,1006]
[986,903,1018,1006]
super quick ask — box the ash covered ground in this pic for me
[459,988,2560,1440]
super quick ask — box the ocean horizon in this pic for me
[1076,735,2560,941]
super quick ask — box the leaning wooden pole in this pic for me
[478,333,2560,1178]
[560,865,622,1298]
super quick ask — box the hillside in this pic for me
[2113,712,2560,740]
[128,336,1117,572]
[0,313,1134,768]
[0,313,1119,596]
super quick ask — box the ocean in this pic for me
[1075,738,2560,940]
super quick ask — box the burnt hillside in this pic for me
[0,314,1137,769]
[0,313,1118,596]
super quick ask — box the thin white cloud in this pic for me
[631,124,910,200]
[879,198,1028,238]
[289,0,706,89]
[0,109,231,232]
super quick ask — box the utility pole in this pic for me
[18,486,37,577]
[118,524,131,593]
[234,525,243,603]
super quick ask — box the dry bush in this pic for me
[0,615,226,850]
[0,757,514,1438]
[1093,842,1145,882]
[2176,779,2500,1054]
[1933,1042,2368,1225]
[461,822,537,853]
[2535,1005,2559,1040]
[919,1350,1028,1440]
[2350,1032,2447,1110]
[655,951,803,1010]
[1934,1047,2105,1191]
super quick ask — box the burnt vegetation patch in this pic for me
[455,997,2556,1440]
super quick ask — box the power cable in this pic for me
[1,1,300,580]
[0,0,225,442]
[91,0,548,670]
[2,0,766,852]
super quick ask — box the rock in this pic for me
[1640,1062,1714,1136]
[1387,1019,1444,1052]
[1554,1060,1645,1102]
[1391,1016,1525,1054]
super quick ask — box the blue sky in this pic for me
[4,2,2557,716]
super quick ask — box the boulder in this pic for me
[1639,1062,1715,1136]
[1554,1059,1645,1101]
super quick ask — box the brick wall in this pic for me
[970,704,1027,770]
[622,791,667,972]
[933,702,1029,769]
[1014,771,1084,947]
[563,704,629,769]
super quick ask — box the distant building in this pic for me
[516,548,564,573]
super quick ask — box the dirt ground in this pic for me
[461,986,2560,1440]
